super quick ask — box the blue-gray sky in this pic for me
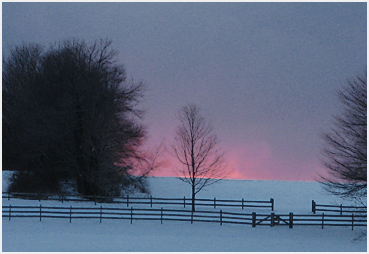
[2,2,366,181]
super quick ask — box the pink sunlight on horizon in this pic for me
[141,119,327,182]
[146,141,324,182]
[147,161,323,182]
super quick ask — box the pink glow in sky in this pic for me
[147,137,325,181]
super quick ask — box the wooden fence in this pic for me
[252,212,366,230]
[312,200,367,215]
[3,205,366,230]
[2,192,274,211]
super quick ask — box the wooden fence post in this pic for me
[312,200,316,214]
[271,213,275,227]
[322,213,324,229]
[150,196,153,208]
[351,213,354,230]
[252,212,256,227]
[100,206,102,223]
[127,195,129,207]
[289,212,293,229]
[161,207,163,224]
[340,204,343,216]
[39,204,42,221]
[130,207,133,224]
[242,198,244,210]
[184,196,186,208]
[214,197,216,209]
[70,206,72,223]
[9,204,11,221]
[220,210,222,225]
[270,198,274,211]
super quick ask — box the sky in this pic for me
[2,2,367,181]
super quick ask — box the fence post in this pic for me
[289,212,293,229]
[271,213,275,227]
[220,210,222,225]
[40,204,42,221]
[340,204,343,216]
[127,195,129,207]
[252,212,256,227]
[70,206,72,223]
[214,198,216,209]
[9,204,11,221]
[161,207,163,224]
[270,198,274,211]
[8,192,10,201]
[150,196,153,208]
[100,206,102,223]
[322,213,324,229]
[130,207,133,224]
[351,213,354,230]
[242,198,244,210]
[312,200,316,214]
[184,196,186,208]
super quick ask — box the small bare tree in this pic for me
[171,104,228,211]
[320,72,367,202]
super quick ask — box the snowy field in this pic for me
[2,171,367,252]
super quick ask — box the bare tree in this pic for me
[320,72,367,201]
[171,104,229,211]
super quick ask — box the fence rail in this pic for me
[312,200,367,215]
[3,205,366,230]
[2,192,274,211]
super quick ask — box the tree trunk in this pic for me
[192,184,196,212]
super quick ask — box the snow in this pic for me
[2,172,367,252]
[2,219,366,252]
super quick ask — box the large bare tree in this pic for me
[3,39,151,197]
[320,72,367,201]
[171,104,228,211]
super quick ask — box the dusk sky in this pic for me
[2,2,366,181]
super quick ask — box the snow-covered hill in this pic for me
[2,172,367,251]
[146,176,347,213]
[2,171,351,213]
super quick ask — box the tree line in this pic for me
[2,38,366,211]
